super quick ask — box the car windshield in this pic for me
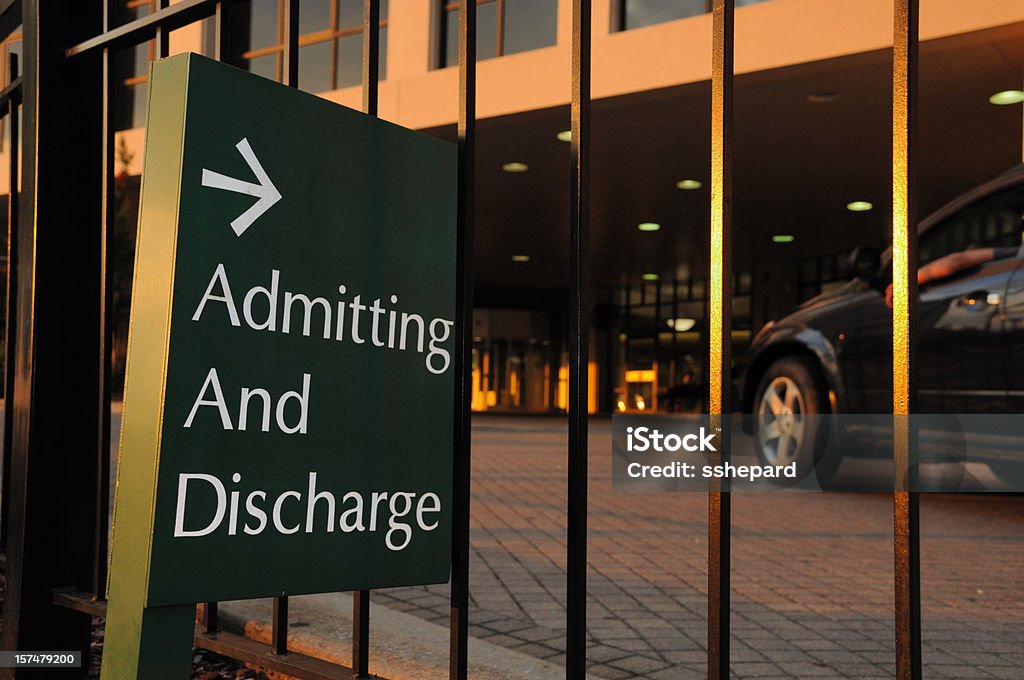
[877,179,1024,278]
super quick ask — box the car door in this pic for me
[837,181,1023,414]
[917,257,1014,412]
[915,182,1023,413]
[1000,258,1024,412]
[835,288,891,414]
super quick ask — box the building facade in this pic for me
[2,0,1021,413]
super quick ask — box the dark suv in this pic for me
[738,165,1024,482]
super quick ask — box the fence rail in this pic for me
[0,0,928,678]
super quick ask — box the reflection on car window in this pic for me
[919,185,1024,266]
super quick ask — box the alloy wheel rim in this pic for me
[757,376,807,465]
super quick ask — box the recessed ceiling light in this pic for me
[502,162,529,173]
[511,254,530,262]
[676,179,702,190]
[642,273,658,281]
[557,130,572,142]
[989,90,1024,106]
[807,91,840,104]
[847,200,873,212]
[666,318,697,332]
[637,222,661,232]
[772,234,795,243]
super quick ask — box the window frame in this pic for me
[234,0,389,90]
[613,0,768,32]
[1,29,22,152]
[437,0,557,69]
[918,185,1024,267]
[613,0,711,31]
[112,0,157,130]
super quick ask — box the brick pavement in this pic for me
[374,416,1023,679]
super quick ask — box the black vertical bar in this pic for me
[566,0,590,678]
[623,283,630,370]
[282,0,299,87]
[350,3,380,676]
[205,0,228,633]
[352,4,380,675]
[670,277,678,397]
[892,0,921,678]
[351,593,369,678]
[272,595,288,655]
[206,0,229,625]
[1,54,18,554]
[93,0,115,603]
[269,0,300,650]
[361,0,379,116]
[894,490,921,679]
[596,298,605,413]
[495,0,505,56]
[708,1,733,679]
[202,601,219,634]
[0,0,103,671]
[155,0,169,58]
[449,0,475,677]
[653,278,660,411]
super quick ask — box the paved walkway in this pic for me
[368,416,1024,679]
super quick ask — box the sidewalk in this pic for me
[229,416,1023,679]
[220,593,576,680]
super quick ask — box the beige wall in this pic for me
[0,0,1021,186]
[322,0,1024,129]
[0,0,203,186]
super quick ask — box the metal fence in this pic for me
[0,0,925,679]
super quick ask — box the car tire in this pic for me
[752,356,838,486]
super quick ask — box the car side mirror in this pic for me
[848,246,881,281]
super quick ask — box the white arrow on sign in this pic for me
[201,138,282,237]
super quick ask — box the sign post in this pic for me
[101,53,456,679]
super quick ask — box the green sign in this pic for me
[102,53,456,678]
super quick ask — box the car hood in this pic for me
[751,278,875,348]
[795,279,869,310]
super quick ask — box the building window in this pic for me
[607,271,753,413]
[228,0,388,93]
[1,30,21,152]
[113,0,158,131]
[438,0,558,69]
[798,251,851,303]
[616,0,768,31]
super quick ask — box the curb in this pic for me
[219,593,581,680]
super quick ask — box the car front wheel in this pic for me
[752,356,836,484]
